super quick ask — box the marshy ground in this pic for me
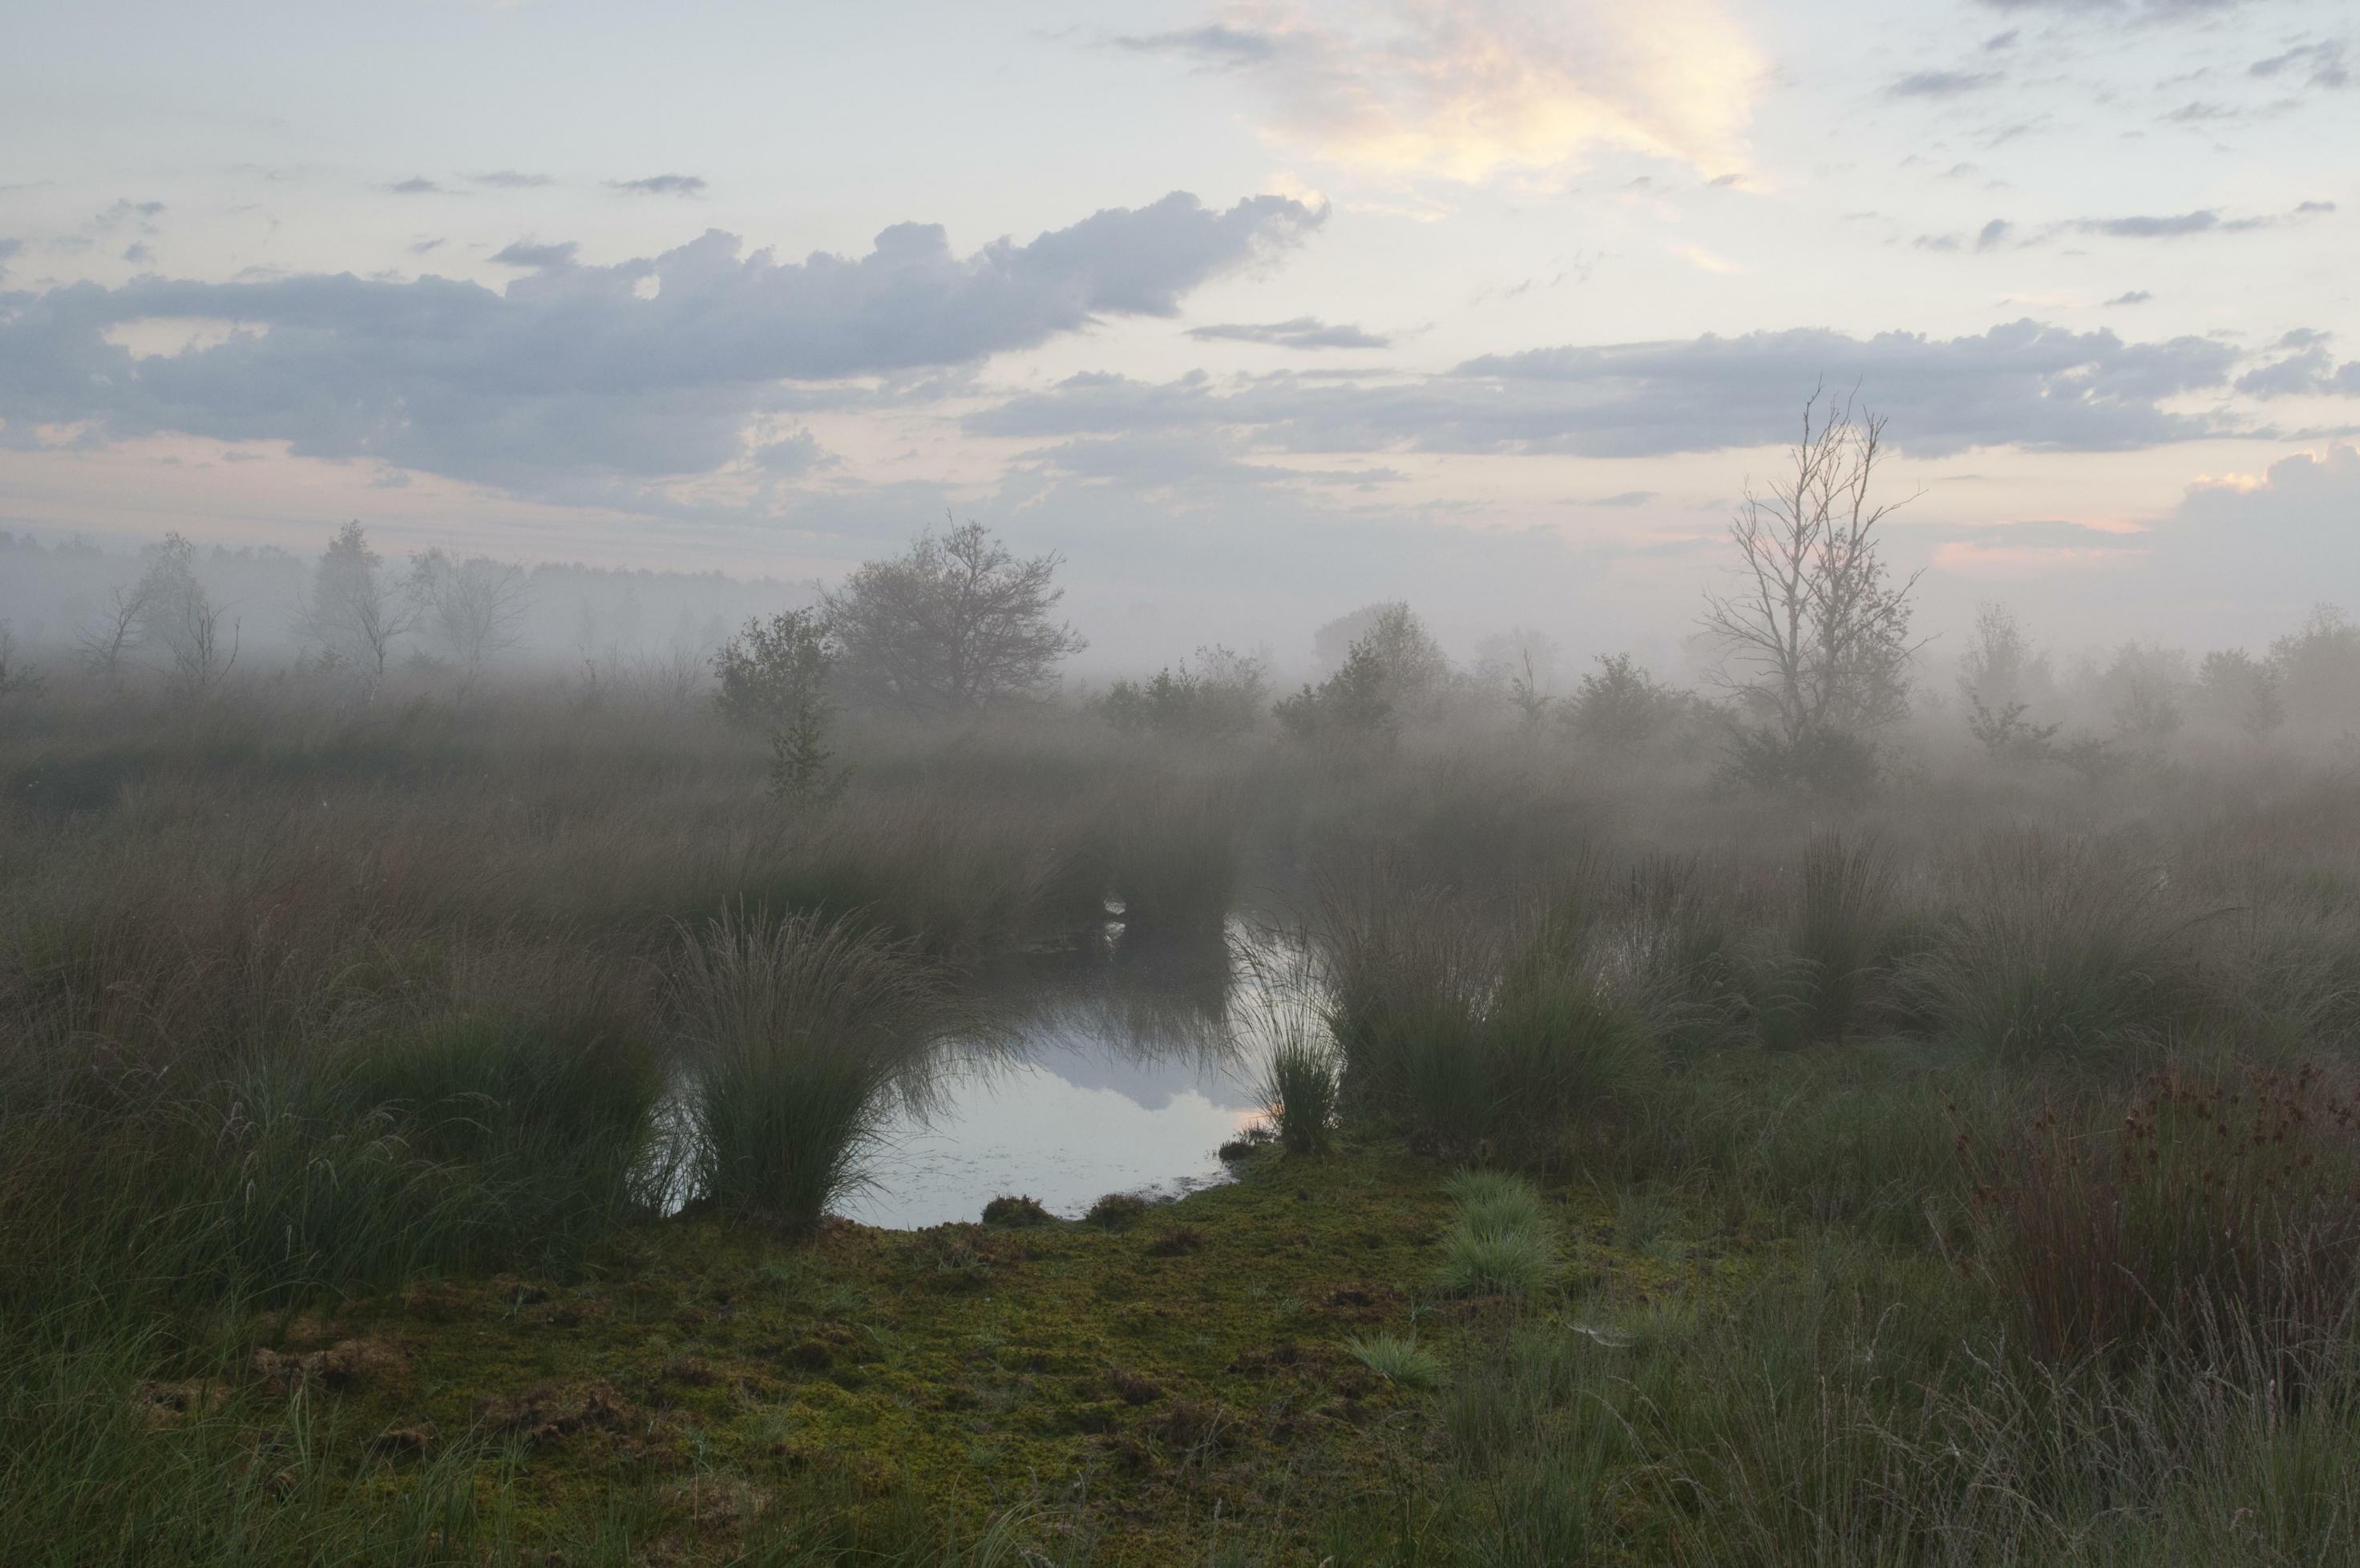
[9,682,2360,1564]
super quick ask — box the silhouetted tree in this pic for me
[302,521,413,689]
[1699,395,1920,787]
[822,519,1085,717]
[407,549,531,686]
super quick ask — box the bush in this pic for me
[980,1194,1053,1228]
[1440,1170,1554,1298]
[1259,1034,1340,1155]
[1903,828,2215,1063]
[1321,882,1656,1158]
[669,906,957,1232]
[1100,646,1267,741]
[1966,1063,2360,1371]
[1349,1333,1445,1389]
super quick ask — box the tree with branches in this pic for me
[75,580,152,688]
[406,549,532,689]
[302,521,414,690]
[822,519,1085,717]
[1700,394,1922,786]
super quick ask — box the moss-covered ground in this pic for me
[250,1142,1763,1563]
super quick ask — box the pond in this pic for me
[839,915,1294,1229]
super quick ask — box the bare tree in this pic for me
[170,595,240,698]
[822,518,1085,717]
[407,549,532,688]
[75,580,152,687]
[302,521,414,690]
[1700,394,1922,759]
[0,620,42,700]
[131,533,240,697]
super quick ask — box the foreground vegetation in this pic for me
[6,660,2360,1563]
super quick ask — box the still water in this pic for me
[839,915,1287,1229]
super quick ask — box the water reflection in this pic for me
[840,915,1291,1229]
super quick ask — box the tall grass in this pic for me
[1905,827,2218,1062]
[1965,1061,2360,1370]
[669,906,960,1231]
[1319,876,1657,1158]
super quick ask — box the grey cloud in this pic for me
[472,170,557,188]
[2107,289,2153,305]
[0,191,1319,499]
[970,320,2249,459]
[121,242,152,265]
[608,174,707,197]
[2251,41,2348,89]
[2296,200,2337,214]
[2235,336,2360,398]
[2164,101,2237,122]
[1892,70,2006,97]
[1186,317,1389,350]
[0,238,19,281]
[491,240,580,269]
[1986,29,2021,49]
[1589,491,1657,507]
[410,239,446,255]
[1978,218,2014,249]
[1107,24,1279,67]
[388,177,447,196]
[1978,0,2248,14]
[2078,210,2233,237]
[2161,443,2360,618]
[750,429,831,475]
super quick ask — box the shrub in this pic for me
[980,1194,1053,1228]
[1904,828,2214,1063]
[1085,1191,1151,1229]
[1320,881,1656,1158]
[1349,1333,1445,1390]
[1100,646,1267,740]
[1274,638,1394,745]
[1966,1064,2360,1371]
[669,906,957,1232]
[1779,831,1896,1046]
[1441,1170,1554,1298]
[1562,653,1687,749]
[1259,1034,1340,1155]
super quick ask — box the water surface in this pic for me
[841,916,1287,1228]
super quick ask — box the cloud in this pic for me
[970,320,2249,459]
[2234,334,2360,398]
[410,238,446,255]
[2107,289,2152,305]
[0,237,18,281]
[2161,443,2360,617]
[1891,70,2005,97]
[1109,24,1277,67]
[608,174,707,197]
[1976,0,2251,16]
[491,239,580,269]
[1108,1,1764,181]
[2076,210,2239,238]
[1186,316,1389,350]
[1589,490,1657,506]
[2251,41,2349,90]
[471,170,557,188]
[387,177,447,196]
[750,428,831,476]
[121,242,153,265]
[0,191,1319,499]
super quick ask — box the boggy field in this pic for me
[8,685,2360,1566]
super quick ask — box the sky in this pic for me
[2,0,2355,674]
